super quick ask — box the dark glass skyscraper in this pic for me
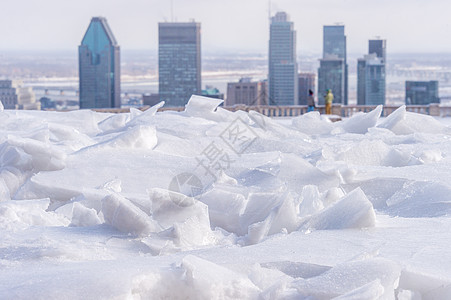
[159,22,201,107]
[323,25,347,59]
[318,25,348,105]
[357,54,385,105]
[79,17,120,109]
[318,59,345,105]
[358,39,386,105]
[268,12,298,106]
[369,39,387,63]
[406,81,440,105]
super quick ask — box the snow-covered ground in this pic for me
[1,96,451,299]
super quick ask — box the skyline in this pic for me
[1,0,450,54]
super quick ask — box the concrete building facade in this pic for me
[0,80,40,110]
[226,78,267,106]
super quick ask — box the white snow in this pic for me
[1,96,451,299]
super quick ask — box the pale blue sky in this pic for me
[1,0,450,54]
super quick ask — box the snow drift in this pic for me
[1,98,451,299]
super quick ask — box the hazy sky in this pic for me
[1,0,450,54]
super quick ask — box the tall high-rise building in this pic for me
[0,80,40,110]
[159,22,201,107]
[298,73,316,105]
[226,78,268,106]
[268,12,298,106]
[318,25,348,105]
[405,81,440,105]
[369,39,387,63]
[358,39,386,105]
[318,59,346,105]
[78,17,120,109]
[357,54,386,105]
[323,25,347,59]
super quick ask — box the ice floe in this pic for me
[1,96,451,298]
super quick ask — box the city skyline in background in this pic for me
[1,1,451,110]
[1,0,451,54]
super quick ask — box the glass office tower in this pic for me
[268,12,298,106]
[79,17,120,109]
[369,39,387,63]
[406,81,440,105]
[357,39,386,105]
[158,22,201,107]
[318,59,345,105]
[318,25,348,105]
[323,25,347,59]
[357,54,386,105]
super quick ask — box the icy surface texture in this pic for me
[1,97,451,299]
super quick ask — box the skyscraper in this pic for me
[78,17,120,109]
[268,12,298,106]
[369,39,387,63]
[357,54,385,105]
[318,59,345,105]
[318,25,348,105]
[159,22,201,107]
[405,81,440,105]
[323,25,347,59]
[357,39,386,105]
